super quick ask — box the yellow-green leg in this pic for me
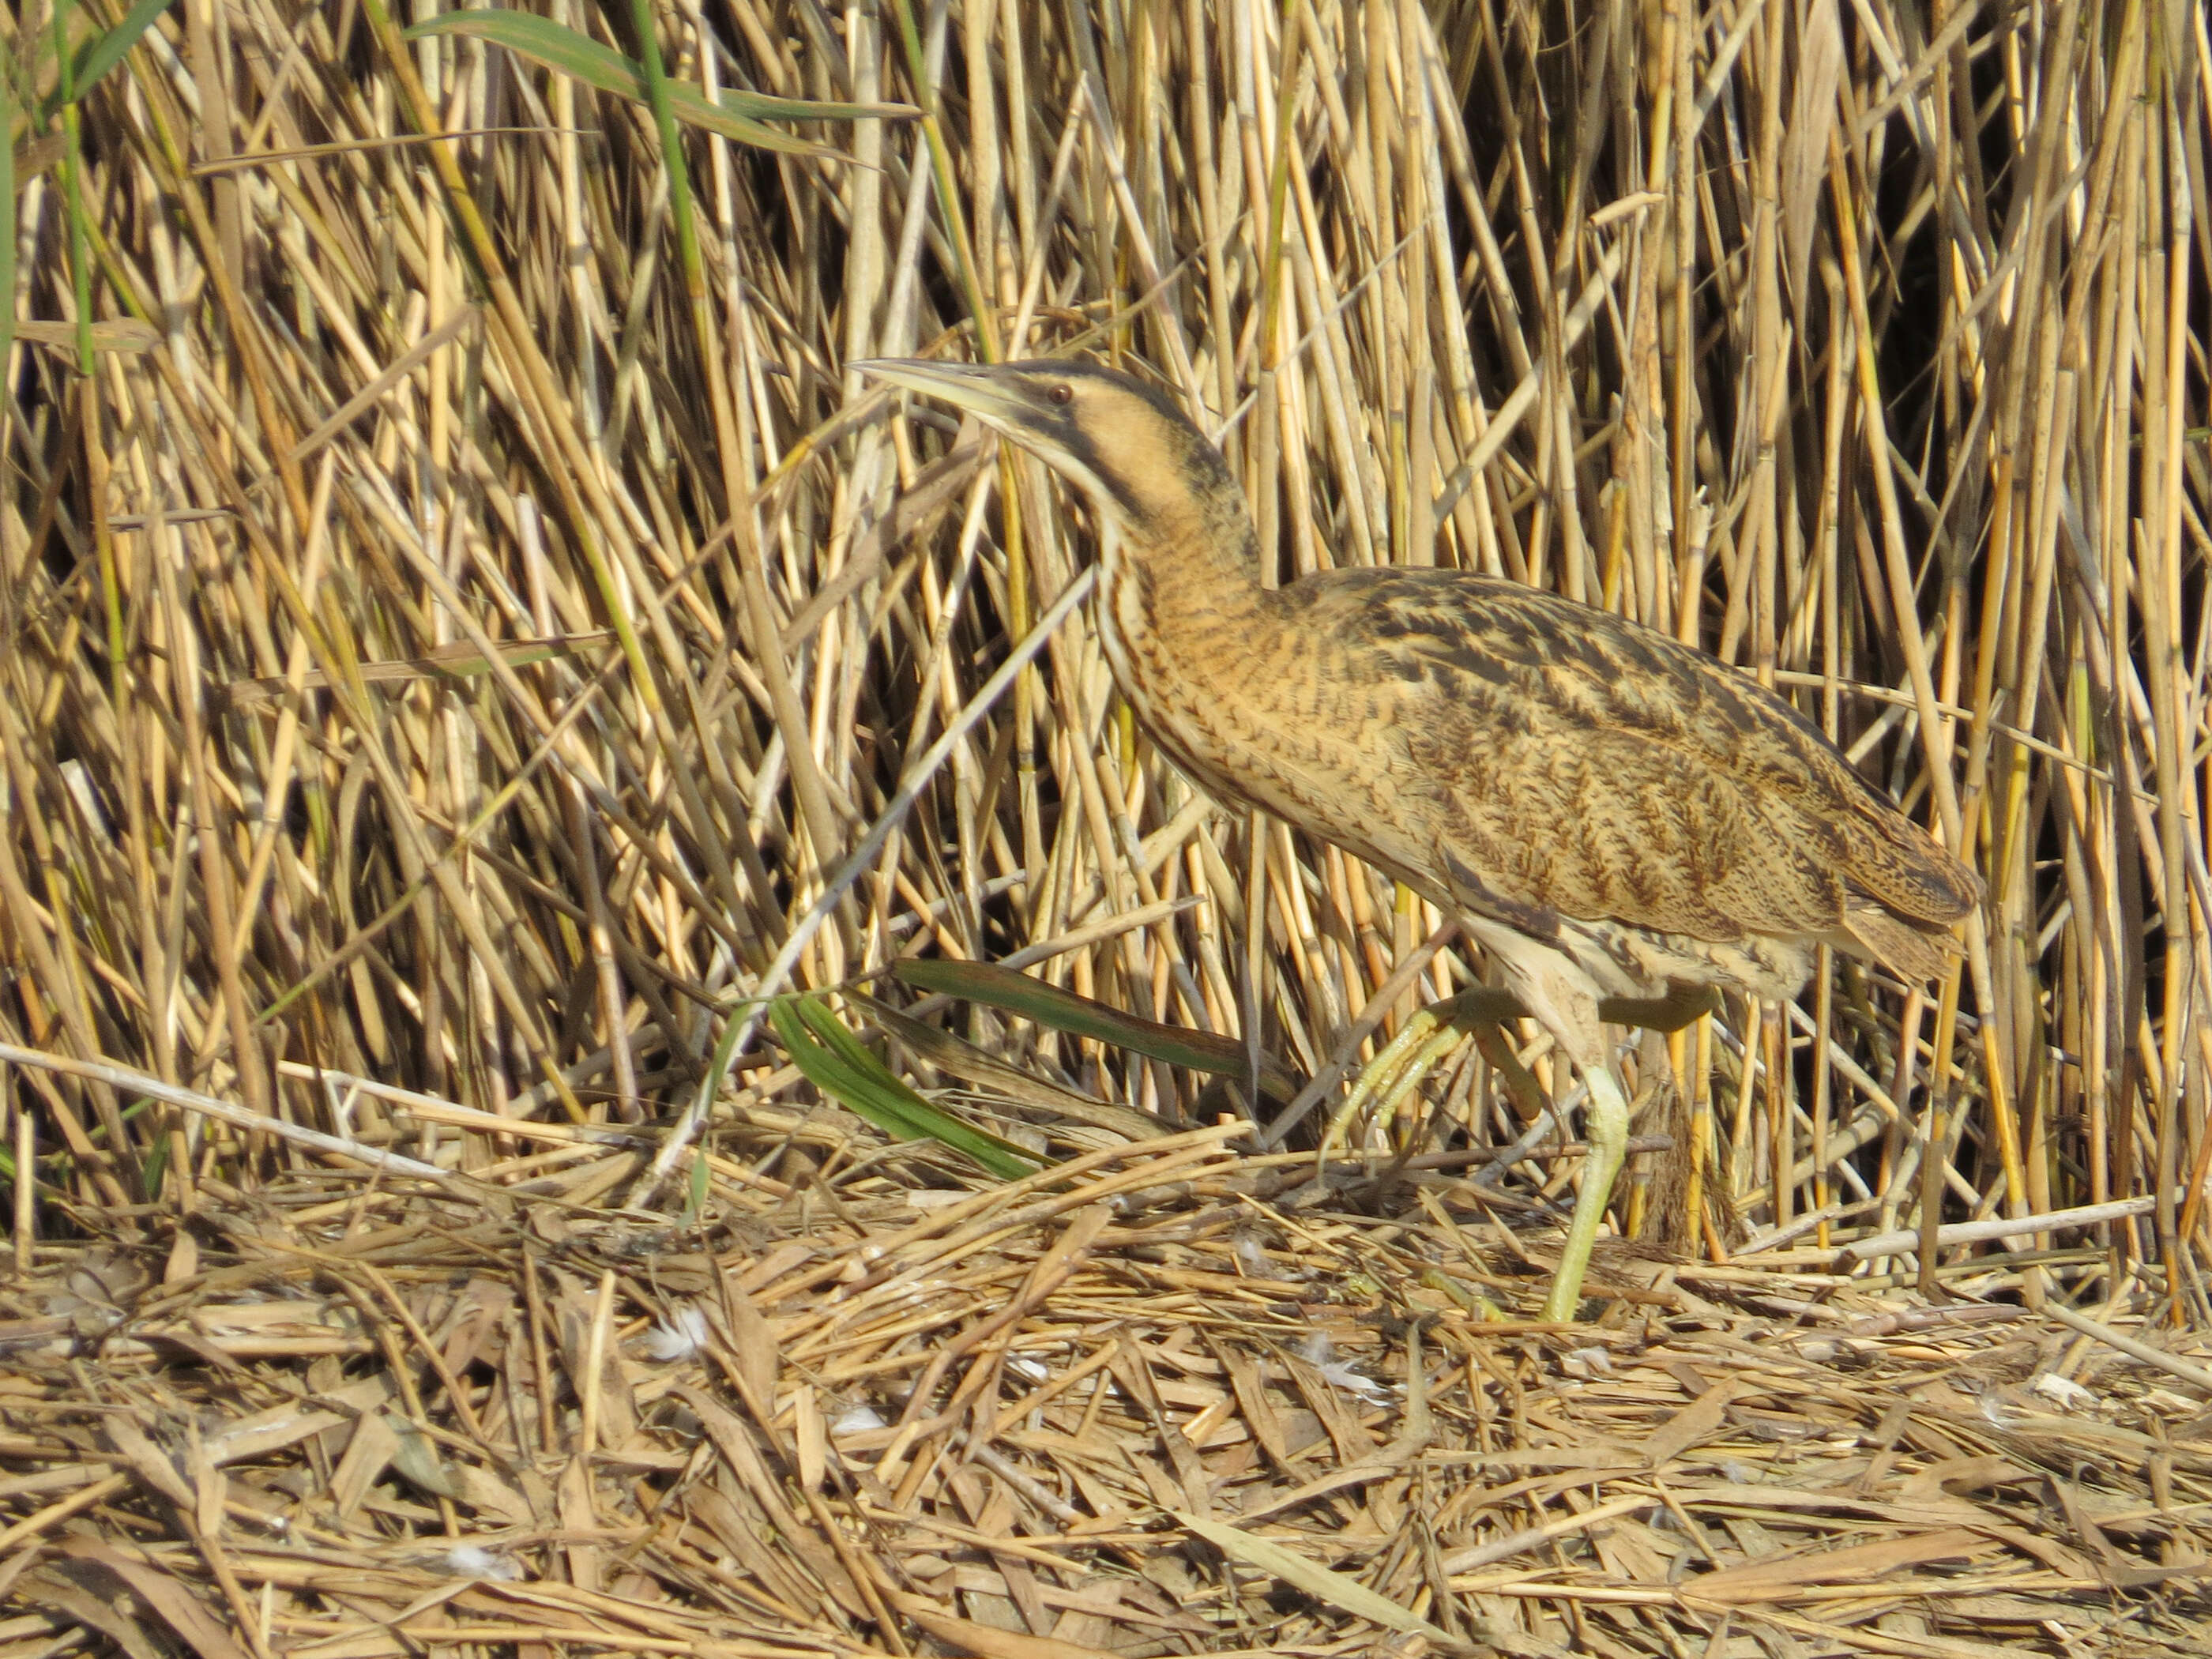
[1315,1006,1468,1177]
[1540,1059,1631,1322]
[1313,984,1640,1322]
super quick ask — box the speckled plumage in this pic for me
[1120,566,1978,1019]
[859,355,1981,1318]
[977,362,1978,1022]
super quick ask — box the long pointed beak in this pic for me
[852,358,1029,431]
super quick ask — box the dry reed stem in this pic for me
[1,0,2210,1649]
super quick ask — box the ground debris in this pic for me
[4,1138,2208,1657]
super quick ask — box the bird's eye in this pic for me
[1047,383,1074,406]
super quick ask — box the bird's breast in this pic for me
[1093,555,1285,814]
[1093,559,1431,889]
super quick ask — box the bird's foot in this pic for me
[1315,1007,1472,1178]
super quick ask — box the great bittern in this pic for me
[858,357,1980,1322]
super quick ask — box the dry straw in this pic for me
[2,0,2210,1652]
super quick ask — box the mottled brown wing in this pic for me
[1277,571,1979,948]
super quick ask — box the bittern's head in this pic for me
[854,358,1250,563]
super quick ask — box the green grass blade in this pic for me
[892,959,1300,1103]
[713,88,916,124]
[1,69,15,377]
[792,997,1045,1177]
[403,12,910,156]
[683,1148,709,1224]
[621,0,703,325]
[50,0,175,121]
[770,995,1041,1181]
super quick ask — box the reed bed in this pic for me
[2,0,2210,1650]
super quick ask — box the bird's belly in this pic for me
[1557,916,1816,1003]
